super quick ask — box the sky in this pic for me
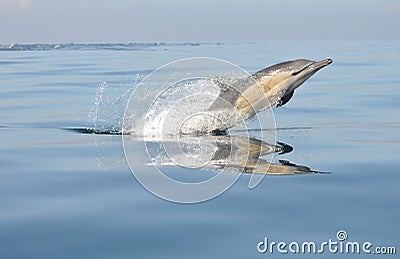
[1,0,400,43]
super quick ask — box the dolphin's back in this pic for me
[253,59,314,79]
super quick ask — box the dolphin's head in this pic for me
[254,58,333,106]
[285,58,333,92]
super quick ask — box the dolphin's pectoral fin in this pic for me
[277,90,294,107]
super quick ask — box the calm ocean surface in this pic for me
[1,41,399,258]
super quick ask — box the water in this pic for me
[1,41,399,258]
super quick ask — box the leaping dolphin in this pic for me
[209,58,332,120]
[178,58,332,134]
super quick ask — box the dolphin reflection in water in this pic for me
[148,134,329,175]
[67,127,328,175]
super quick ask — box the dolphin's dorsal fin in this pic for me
[277,90,294,107]
[208,78,243,111]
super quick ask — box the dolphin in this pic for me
[209,58,333,121]
[178,58,332,134]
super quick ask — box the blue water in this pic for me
[1,41,399,258]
